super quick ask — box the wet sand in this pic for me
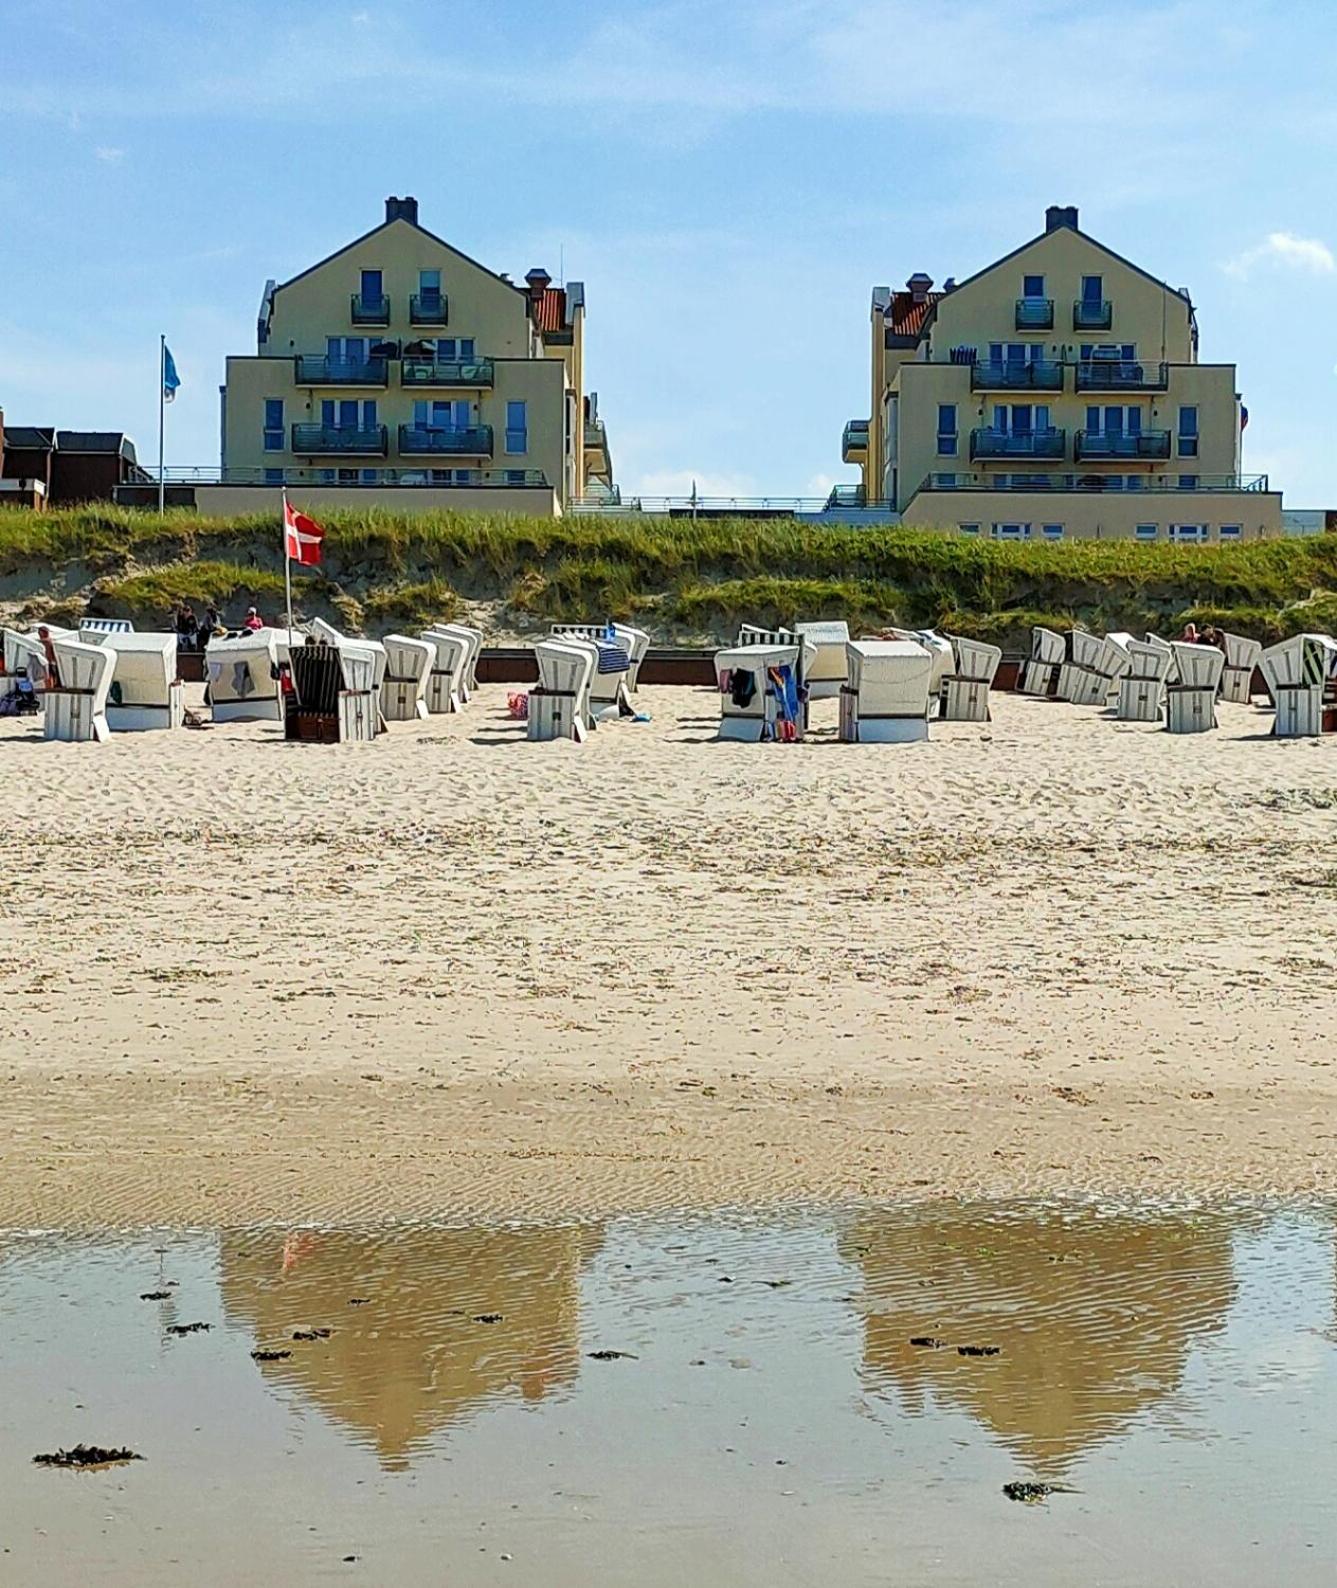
[2,684,1336,1228]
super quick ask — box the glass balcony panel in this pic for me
[409,292,449,325]
[969,428,1066,461]
[350,293,391,325]
[1076,430,1172,461]
[1076,360,1169,391]
[397,424,494,456]
[401,357,495,388]
[294,356,388,385]
[1073,299,1113,331]
[291,424,388,455]
[971,361,1064,391]
[1014,297,1054,330]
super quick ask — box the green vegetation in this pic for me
[1,504,1334,647]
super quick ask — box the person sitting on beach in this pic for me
[1178,622,1199,644]
[242,606,264,633]
[204,604,226,638]
[176,603,200,652]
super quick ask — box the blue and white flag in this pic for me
[162,344,181,403]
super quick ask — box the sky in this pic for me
[2,0,1336,503]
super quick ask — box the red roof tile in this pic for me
[887,290,944,338]
[536,286,567,333]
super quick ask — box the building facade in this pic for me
[0,416,145,507]
[843,207,1282,541]
[220,196,613,512]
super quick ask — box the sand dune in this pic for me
[2,685,1335,1227]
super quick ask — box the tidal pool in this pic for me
[2,1201,1334,1584]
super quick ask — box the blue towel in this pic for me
[594,641,630,675]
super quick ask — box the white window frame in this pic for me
[959,522,980,536]
[1219,523,1242,539]
[1135,523,1158,541]
[991,523,1032,541]
[1169,524,1208,544]
[1041,523,1064,540]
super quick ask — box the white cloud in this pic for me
[627,468,760,501]
[94,145,125,163]
[1223,231,1336,280]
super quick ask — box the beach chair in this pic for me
[551,622,650,693]
[419,627,470,714]
[283,640,378,742]
[428,619,479,695]
[1096,632,1136,705]
[715,642,806,742]
[1166,642,1225,733]
[1143,633,1178,685]
[88,631,183,731]
[794,620,851,701]
[380,634,433,722]
[550,623,640,716]
[941,636,1001,722]
[43,637,113,743]
[839,639,933,743]
[1117,639,1172,722]
[79,618,133,637]
[1259,633,1337,737]
[1058,630,1108,705]
[206,628,299,723]
[529,639,596,742]
[1020,627,1064,696]
[1220,633,1262,705]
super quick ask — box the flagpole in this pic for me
[282,489,294,638]
[157,334,166,516]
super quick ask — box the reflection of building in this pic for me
[218,1224,602,1470]
[840,1206,1235,1476]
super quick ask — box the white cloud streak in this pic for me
[1223,232,1336,279]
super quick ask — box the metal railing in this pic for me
[919,471,1270,494]
[350,292,391,325]
[1073,298,1113,330]
[134,465,549,488]
[1014,297,1054,330]
[970,428,1066,460]
[409,292,449,325]
[1075,430,1172,461]
[401,357,495,387]
[1076,360,1169,391]
[397,424,494,456]
[842,419,870,458]
[291,423,389,455]
[971,361,1064,391]
[294,356,388,385]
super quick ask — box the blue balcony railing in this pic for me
[1014,297,1054,330]
[970,427,1066,461]
[1075,430,1172,461]
[919,471,1269,494]
[409,292,449,325]
[1074,298,1113,331]
[291,423,388,455]
[294,356,388,385]
[1076,360,1169,391]
[397,424,494,456]
[971,360,1064,391]
[350,292,391,325]
[401,357,495,388]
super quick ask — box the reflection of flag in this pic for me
[162,345,181,403]
[283,496,324,566]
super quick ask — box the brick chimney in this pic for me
[385,195,419,224]
[1045,205,1079,233]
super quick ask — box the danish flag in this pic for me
[283,496,325,567]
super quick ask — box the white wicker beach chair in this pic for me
[1220,633,1263,705]
[839,639,933,743]
[941,636,1001,722]
[380,634,433,722]
[715,642,806,742]
[1020,627,1064,696]
[1117,639,1172,722]
[87,631,183,731]
[44,637,113,742]
[529,639,596,742]
[1166,642,1225,733]
[1259,633,1337,738]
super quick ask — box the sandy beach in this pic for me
[2,684,1335,1229]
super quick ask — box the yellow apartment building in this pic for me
[220,196,614,515]
[842,206,1282,542]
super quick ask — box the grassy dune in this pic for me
[1,504,1334,645]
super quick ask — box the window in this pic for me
[419,268,441,299]
[1178,405,1199,457]
[505,468,529,484]
[1135,523,1158,541]
[1022,275,1045,299]
[327,336,367,364]
[360,468,379,484]
[1081,343,1137,362]
[264,467,285,484]
[360,269,383,301]
[1220,523,1242,539]
[1085,405,1143,436]
[263,398,284,452]
[1042,524,1064,540]
[1177,474,1199,491]
[992,523,1032,540]
[937,403,958,456]
[505,400,528,454]
[414,398,469,429]
[432,337,476,362]
[1169,524,1207,543]
[990,342,1044,365]
[993,403,1050,435]
[959,523,980,536]
[1081,275,1103,305]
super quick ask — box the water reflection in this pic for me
[217,1224,603,1468]
[840,1205,1237,1475]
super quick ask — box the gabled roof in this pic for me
[270,215,528,304]
[948,223,1192,309]
[55,431,135,458]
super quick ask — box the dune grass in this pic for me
[1,504,1334,645]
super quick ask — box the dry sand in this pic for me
[1,684,1335,1229]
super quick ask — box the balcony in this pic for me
[918,471,1269,494]
[1073,298,1113,331]
[409,292,449,326]
[970,428,1066,461]
[350,292,391,326]
[971,360,1064,391]
[1076,360,1169,392]
[291,424,388,455]
[401,357,495,388]
[1014,297,1054,330]
[842,418,870,461]
[584,419,609,454]
[294,356,388,386]
[397,424,494,457]
[1075,430,1172,462]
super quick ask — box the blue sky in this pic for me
[3,0,1336,502]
